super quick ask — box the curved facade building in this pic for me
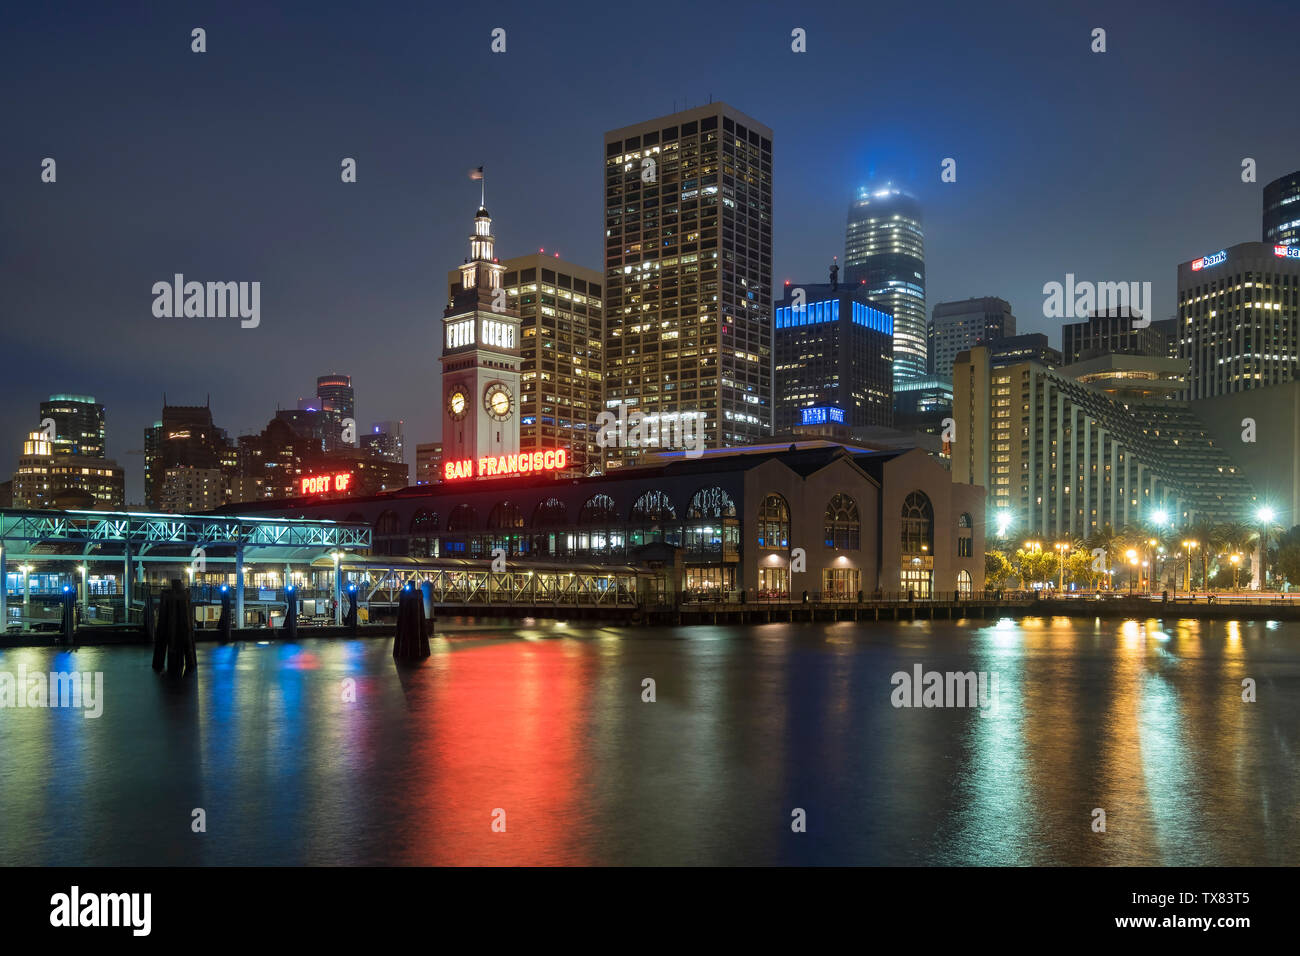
[844,187,926,386]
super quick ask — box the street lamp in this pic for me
[1230,552,1241,591]
[1182,539,1199,595]
[1257,506,1276,591]
[1126,549,1138,596]
[1054,541,1070,591]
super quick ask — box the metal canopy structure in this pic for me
[307,554,644,609]
[0,509,370,549]
[0,508,371,628]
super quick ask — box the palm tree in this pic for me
[1085,525,1119,589]
[1217,521,1252,590]
[1187,519,1217,591]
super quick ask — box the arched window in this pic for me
[757,494,790,550]
[580,493,618,525]
[630,489,680,546]
[957,512,973,557]
[531,497,568,527]
[409,510,438,558]
[824,494,860,550]
[447,504,478,531]
[632,490,677,523]
[487,501,525,556]
[685,487,738,556]
[957,569,973,597]
[686,487,736,519]
[446,503,480,557]
[577,493,622,559]
[901,491,934,555]
[528,497,569,558]
[487,502,524,529]
[373,510,403,556]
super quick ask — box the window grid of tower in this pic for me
[844,188,926,387]
[604,104,773,466]
[502,255,604,476]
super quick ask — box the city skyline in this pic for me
[6,1,1300,502]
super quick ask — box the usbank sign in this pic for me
[1190,250,1227,271]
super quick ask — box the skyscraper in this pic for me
[362,419,405,464]
[604,103,773,465]
[1263,169,1300,247]
[928,297,1014,382]
[774,281,893,432]
[845,186,926,386]
[11,429,124,509]
[1177,241,1300,400]
[315,374,355,449]
[415,441,442,485]
[144,402,232,510]
[38,394,106,458]
[1061,308,1164,364]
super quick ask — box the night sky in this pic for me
[4,0,1298,502]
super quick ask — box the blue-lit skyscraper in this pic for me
[774,282,893,432]
[844,186,926,387]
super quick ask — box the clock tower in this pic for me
[440,202,522,471]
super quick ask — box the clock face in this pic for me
[447,387,468,419]
[484,383,513,421]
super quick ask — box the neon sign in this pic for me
[300,472,352,495]
[1274,245,1300,259]
[1191,250,1226,271]
[801,406,845,425]
[443,448,567,481]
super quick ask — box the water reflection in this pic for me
[0,616,1296,865]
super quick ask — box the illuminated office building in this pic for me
[774,282,893,432]
[1177,241,1300,400]
[144,402,233,510]
[604,103,773,465]
[11,430,124,510]
[315,374,355,450]
[929,297,1014,383]
[362,420,405,464]
[1263,169,1300,247]
[1062,308,1164,364]
[38,394,106,458]
[415,442,443,485]
[845,186,926,386]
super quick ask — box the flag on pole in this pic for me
[469,166,484,180]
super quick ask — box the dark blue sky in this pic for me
[4,0,1298,502]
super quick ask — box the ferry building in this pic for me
[232,203,987,601]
